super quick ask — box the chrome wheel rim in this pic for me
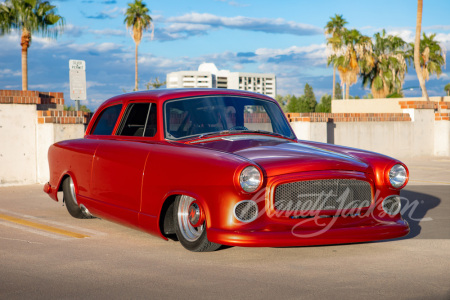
[69,177,78,205]
[177,195,204,242]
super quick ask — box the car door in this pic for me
[89,102,157,227]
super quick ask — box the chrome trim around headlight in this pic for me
[388,164,408,188]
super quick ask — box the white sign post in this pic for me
[69,59,86,111]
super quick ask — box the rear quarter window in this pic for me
[91,104,123,135]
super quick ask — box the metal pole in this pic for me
[75,100,80,111]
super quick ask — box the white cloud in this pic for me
[0,69,21,77]
[62,24,87,37]
[67,42,122,53]
[166,13,321,36]
[82,6,122,19]
[0,34,20,50]
[89,29,126,36]
[33,36,59,48]
[386,29,414,43]
[86,81,106,88]
[255,44,326,57]
[435,33,450,49]
[424,25,450,31]
[215,0,249,7]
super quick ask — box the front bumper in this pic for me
[207,218,409,247]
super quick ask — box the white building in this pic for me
[167,63,276,97]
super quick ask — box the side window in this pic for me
[92,104,123,135]
[118,103,157,137]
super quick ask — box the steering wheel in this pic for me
[228,126,249,131]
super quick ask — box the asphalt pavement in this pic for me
[0,158,449,299]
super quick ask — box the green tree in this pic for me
[334,83,343,99]
[286,95,300,113]
[445,83,450,96]
[297,96,311,113]
[145,77,166,89]
[386,91,404,98]
[0,0,64,91]
[64,104,91,113]
[315,94,331,113]
[325,14,348,100]
[361,30,408,98]
[275,94,288,112]
[124,0,153,91]
[407,33,446,91]
[303,83,317,112]
[333,29,373,99]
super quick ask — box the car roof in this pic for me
[97,88,276,110]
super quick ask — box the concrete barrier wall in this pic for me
[434,120,450,156]
[0,103,86,186]
[0,104,37,185]
[0,90,90,187]
[291,109,448,159]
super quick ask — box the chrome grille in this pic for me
[274,179,372,212]
[234,201,258,222]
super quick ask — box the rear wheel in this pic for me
[173,195,221,252]
[62,177,92,219]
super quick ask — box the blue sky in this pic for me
[1,0,449,110]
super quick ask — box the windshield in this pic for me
[164,95,295,140]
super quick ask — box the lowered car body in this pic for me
[44,89,409,252]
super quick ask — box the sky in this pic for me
[1,0,450,110]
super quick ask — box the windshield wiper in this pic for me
[198,130,232,139]
[244,130,287,138]
[198,129,287,139]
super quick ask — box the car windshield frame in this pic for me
[163,95,296,141]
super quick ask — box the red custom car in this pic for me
[44,89,409,252]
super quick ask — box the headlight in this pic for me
[239,166,262,193]
[388,164,407,188]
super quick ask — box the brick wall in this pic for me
[0,90,92,125]
[399,100,450,110]
[435,113,450,121]
[287,100,450,122]
[37,110,91,124]
[285,112,411,123]
[0,90,64,105]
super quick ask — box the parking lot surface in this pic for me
[0,159,449,299]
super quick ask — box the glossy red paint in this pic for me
[44,89,410,249]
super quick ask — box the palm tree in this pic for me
[124,0,153,91]
[445,83,450,96]
[407,33,446,86]
[0,0,64,91]
[334,29,373,99]
[325,14,348,100]
[144,77,166,89]
[413,0,429,100]
[361,30,408,98]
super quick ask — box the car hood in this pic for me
[191,136,371,177]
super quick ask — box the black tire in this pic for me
[173,195,221,252]
[62,177,92,219]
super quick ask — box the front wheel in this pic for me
[173,195,221,252]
